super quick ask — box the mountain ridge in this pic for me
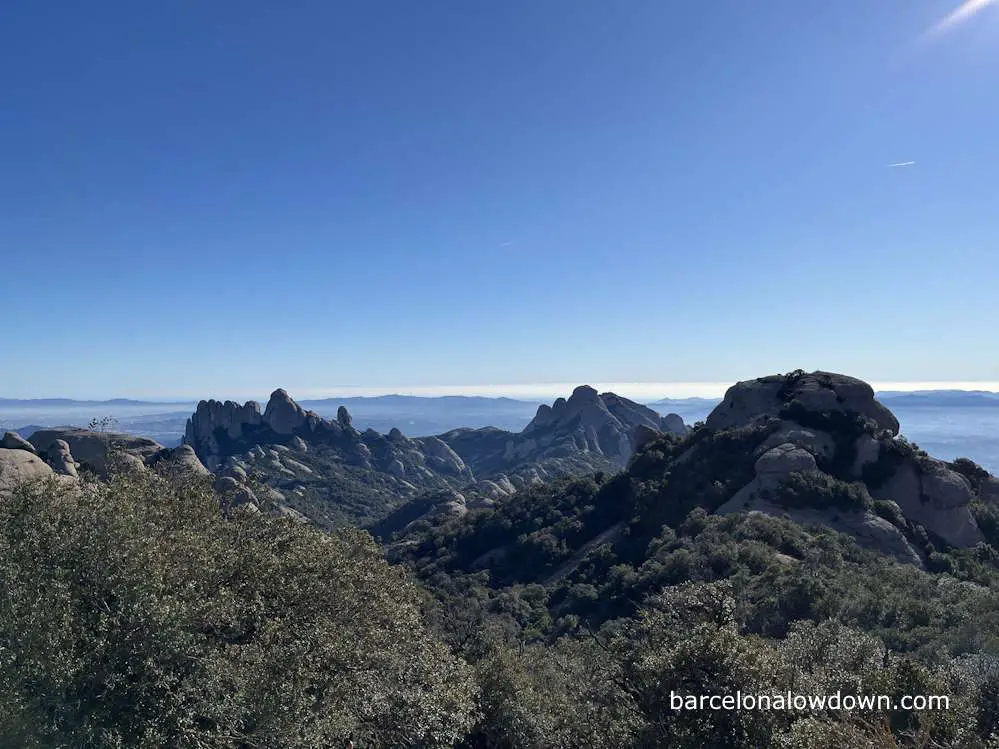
[180,386,688,528]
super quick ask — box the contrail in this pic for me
[928,0,997,36]
[888,161,916,167]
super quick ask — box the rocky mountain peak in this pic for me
[337,405,353,428]
[706,370,899,435]
[569,385,600,402]
[687,370,989,556]
[263,389,307,435]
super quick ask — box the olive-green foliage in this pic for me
[456,581,998,749]
[468,638,640,749]
[765,471,873,512]
[0,470,477,749]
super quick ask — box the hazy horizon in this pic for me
[5,380,999,403]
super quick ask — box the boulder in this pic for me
[418,437,471,477]
[29,427,164,475]
[46,439,78,478]
[493,474,516,494]
[706,371,899,436]
[755,443,818,488]
[755,422,837,462]
[0,447,55,495]
[168,444,210,476]
[633,424,662,451]
[214,473,258,508]
[214,476,240,493]
[282,457,313,474]
[661,413,690,436]
[232,485,257,507]
[870,460,982,548]
[2,431,36,453]
[262,389,307,435]
[223,464,248,481]
[336,405,353,428]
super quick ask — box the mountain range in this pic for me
[177,386,689,528]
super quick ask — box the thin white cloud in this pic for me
[928,0,998,36]
[888,161,916,167]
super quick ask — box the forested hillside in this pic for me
[4,371,999,747]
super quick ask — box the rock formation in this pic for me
[184,399,263,456]
[337,406,353,429]
[263,389,309,435]
[178,385,681,529]
[706,371,899,435]
[441,385,689,480]
[697,370,987,556]
[47,439,79,477]
[164,444,210,476]
[0,447,54,495]
[2,431,37,453]
[29,427,165,476]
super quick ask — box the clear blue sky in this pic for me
[1,0,997,398]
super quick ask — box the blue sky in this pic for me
[1,0,997,398]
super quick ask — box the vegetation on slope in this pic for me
[0,469,476,748]
[8,373,999,747]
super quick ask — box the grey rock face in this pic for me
[706,371,899,436]
[263,389,307,435]
[633,424,662,451]
[417,437,471,477]
[167,444,210,476]
[47,439,78,477]
[337,406,353,428]
[870,458,983,548]
[755,422,836,462]
[850,434,882,478]
[0,447,55,495]
[2,431,37,453]
[981,477,999,505]
[717,494,922,567]
[755,443,818,487]
[29,427,164,476]
[214,475,257,508]
[214,475,240,493]
[518,386,677,465]
[661,413,690,436]
[922,466,976,510]
[185,399,262,450]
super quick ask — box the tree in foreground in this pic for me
[0,467,477,748]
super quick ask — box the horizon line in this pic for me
[5,380,999,403]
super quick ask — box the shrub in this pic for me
[0,471,477,748]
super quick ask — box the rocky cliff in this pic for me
[1,426,212,498]
[183,386,688,530]
[391,370,999,589]
[374,387,689,536]
[657,370,991,563]
[440,385,688,477]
